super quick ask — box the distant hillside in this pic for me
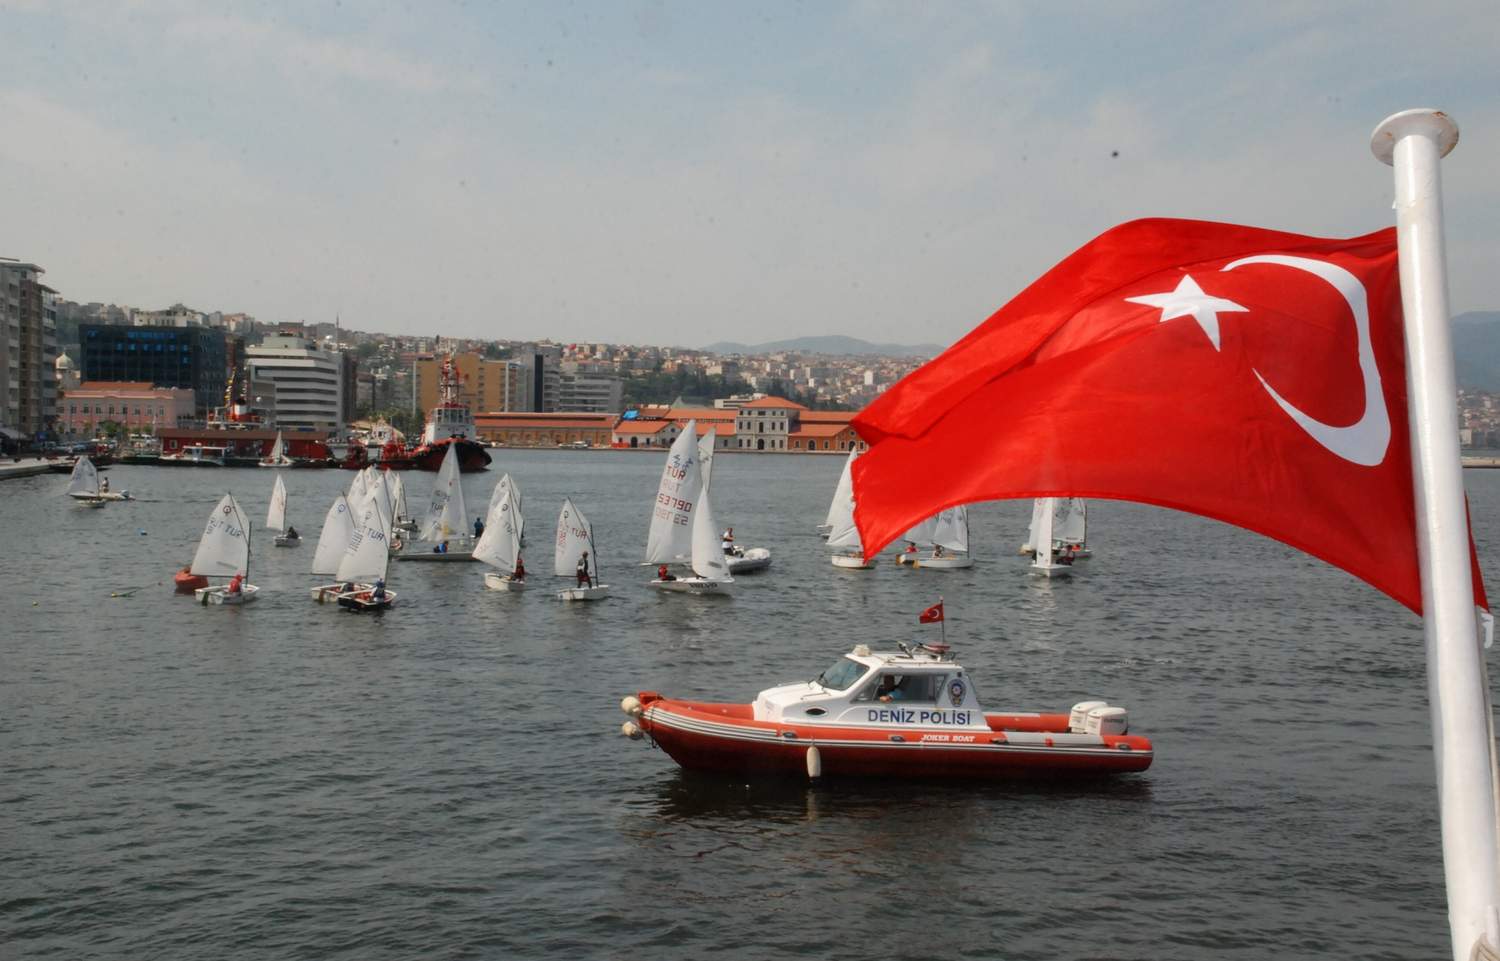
[701,335,943,359]
[1454,311,1500,391]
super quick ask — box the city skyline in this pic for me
[4,2,1498,347]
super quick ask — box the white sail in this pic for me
[1023,498,1048,553]
[902,512,940,547]
[554,498,595,577]
[932,504,970,553]
[312,494,356,575]
[335,495,392,583]
[824,450,856,530]
[1032,499,1059,570]
[191,493,251,578]
[371,470,395,536]
[690,466,730,581]
[698,428,716,491]
[1058,498,1087,545]
[644,422,702,565]
[488,474,524,545]
[473,486,521,572]
[391,472,409,523]
[826,451,863,551]
[266,474,288,532]
[420,443,466,542]
[265,430,287,464]
[347,468,368,504]
[66,455,99,497]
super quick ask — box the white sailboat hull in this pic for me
[310,582,372,603]
[337,589,396,611]
[397,549,476,562]
[196,584,261,605]
[1029,563,1073,579]
[652,577,733,595]
[726,548,772,574]
[906,553,974,570]
[74,496,108,508]
[274,535,301,548]
[484,572,528,592]
[557,584,611,602]
[830,554,874,570]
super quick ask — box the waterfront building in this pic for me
[246,334,346,430]
[59,381,196,435]
[474,412,616,448]
[612,405,737,449]
[734,396,802,451]
[79,322,227,414]
[0,260,59,440]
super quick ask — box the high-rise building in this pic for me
[0,260,60,439]
[246,334,346,430]
[529,347,561,413]
[79,323,227,414]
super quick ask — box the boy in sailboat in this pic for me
[576,551,592,589]
[285,525,299,540]
[227,572,244,595]
[513,554,526,582]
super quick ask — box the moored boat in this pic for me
[408,356,491,472]
[621,643,1151,780]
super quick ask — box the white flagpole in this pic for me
[1372,108,1500,961]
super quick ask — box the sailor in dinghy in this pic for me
[191,494,261,605]
[554,498,611,601]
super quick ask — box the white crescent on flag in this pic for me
[1222,254,1391,467]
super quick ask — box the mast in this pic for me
[1371,108,1499,961]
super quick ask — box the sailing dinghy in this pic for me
[399,443,475,560]
[475,484,527,591]
[191,493,260,605]
[335,493,397,611]
[310,494,367,603]
[1028,498,1073,578]
[649,423,733,594]
[66,454,129,505]
[266,474,300,547]
[826,450,873,569]
[554,498,610,601]
[901,506,974,569]
[259,430,294,468]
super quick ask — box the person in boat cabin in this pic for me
[473,516,484,537]
[285,525,298,540]
[656,564,676,582]
[227,572,244,594]
[876,675,907,702]
[576,551,592,588]
[513,554,526,582]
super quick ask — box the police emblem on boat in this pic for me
[948,678,965,707]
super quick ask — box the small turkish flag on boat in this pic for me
[918,601,944,624]
[851,218,1487,614]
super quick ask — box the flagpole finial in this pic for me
[1371,109,1459,166]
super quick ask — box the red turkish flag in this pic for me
[852,219,1487,615]
[919,601,945,624]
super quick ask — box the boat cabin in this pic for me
[754,644,986,729]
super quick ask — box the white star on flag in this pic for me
[1125,274,1248,351]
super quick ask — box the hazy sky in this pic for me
[3,1,1497,347]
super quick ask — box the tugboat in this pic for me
[621,642,1152,780]
[408,357,491,472]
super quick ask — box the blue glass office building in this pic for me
[79,324,227,413]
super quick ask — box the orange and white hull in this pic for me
[629,694,1152,779]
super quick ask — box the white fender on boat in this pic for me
[806,745,822,780]
[621,721,643,740]
[621,696,643,717]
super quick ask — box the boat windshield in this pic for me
[815,657,868,692]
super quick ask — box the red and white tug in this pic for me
[621,643,1151,780]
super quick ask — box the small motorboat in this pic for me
[621,643,1151,781]
[725,547,772,574]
